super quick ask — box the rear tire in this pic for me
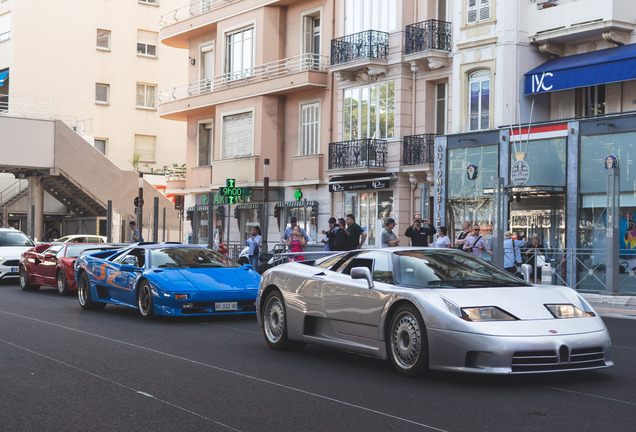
[19,265,39,291]
[77,272,105,310]
[137,280,155,320]
[262,290,304,350]
[387,304,429,376]
[56,270,69,295]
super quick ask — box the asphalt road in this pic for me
[1,281,635,432]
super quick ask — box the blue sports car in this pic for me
[74,243,260,319]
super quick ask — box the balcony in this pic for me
[158,54,328,120]
[328,139,387,172]
[527,0,635,47]
[329,30,389,79]
[404,20,451,71]
[401,134,435,174]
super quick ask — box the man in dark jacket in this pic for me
[404,214,436,246]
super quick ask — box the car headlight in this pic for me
[545,304,595,318]
[461,307,519,322]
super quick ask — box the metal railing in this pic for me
[0,96,54,120]
[160,0,244,28]
[158,53,328,103]
[328,139,388,169]
[403,134,435,166]
[404,20,452,54]
[0,179,28,207]
[330,30,389,66]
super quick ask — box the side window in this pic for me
[352,251,394,284]
[44,245,63,256]
[114,248,146,268]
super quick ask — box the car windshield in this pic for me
[149,247,241,269]
[65,245,115,258]
[396,250,529,288]
[0,231,34,247]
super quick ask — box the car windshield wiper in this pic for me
[157,263,183,268]
[427,279,514,288]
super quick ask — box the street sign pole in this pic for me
[606,167,620,294]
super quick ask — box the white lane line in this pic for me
[546,386,636,406]
[0,338,242,431]
[0,311,447,431]
[199,322,261,334]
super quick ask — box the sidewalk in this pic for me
[581,292,636,320]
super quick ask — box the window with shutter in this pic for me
[466,0,490,24]
[96,29,110,50]
[198,122,213,166]
[137,30,158,57]
[134,135,156,163]
[300,102,320,156]
[222,112,253,159]
[136,83,156,109]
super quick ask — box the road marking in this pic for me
[0,337,241,431]
[0,311,447,431]
[546,386,636,406]
[199,322,261,334]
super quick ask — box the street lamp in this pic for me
[263,158,270,252]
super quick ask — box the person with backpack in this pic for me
[463,225,491,258]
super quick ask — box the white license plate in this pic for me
[10,267,17,273]
[215,302,238,311]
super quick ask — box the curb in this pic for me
[581,293,636,307]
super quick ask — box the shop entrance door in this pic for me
[509,194,565,249]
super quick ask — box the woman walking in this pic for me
[245,226,261,269]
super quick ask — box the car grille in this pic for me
[511,346,606,372]
[2,260,19,267]
[181,300,256,314]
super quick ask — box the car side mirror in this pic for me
[351,266,374,289]
[44,253,56,259]
[120,264,142,272]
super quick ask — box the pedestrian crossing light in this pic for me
[294,189,302,201]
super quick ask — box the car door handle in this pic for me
[312,272,326,278]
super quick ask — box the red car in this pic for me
[19,243,117,295]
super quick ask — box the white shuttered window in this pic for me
[467,0,491,24]
[300,102,320,156]
[134,134,156,162]
[222,112,253,159]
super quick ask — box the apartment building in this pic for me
[160,0,451,247]
[438,0,636,292]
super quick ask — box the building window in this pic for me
[300,102,320,156]
[468,70,490,131]
[467,0,491,24]
[137,30,157,57]
[576,85,606,117]
[435,82,447,135]
[0,12,10,43]
[95,83,109,105]
[198,121,213,166]
[344,81,395,140]
[225,27,254,80]
[134,134,156,163]
[96,29,110,50]
[345,0,396,34]
[222,112,253,159]
[344,190,393,247]
[136,83,156,109]
[94,138,107,155]
[302,11,321,69]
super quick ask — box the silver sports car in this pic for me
[256,248,612,375]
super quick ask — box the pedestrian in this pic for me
[463,225,491,258]
[213,225,222,251]
[524,234,546,283]
[333,218,348,251]
[341,214,367,250]
[381,218,400,247]
[503,231,525,274]
[129,221,143,243]
[404,214,436,246]
[289,226,307,261]
[321,217,338,251]
[455,221,472,250]
[281,216,309,246]
[434,226,451,248]
[245,226,261,268]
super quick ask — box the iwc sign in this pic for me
[511,159,530,186]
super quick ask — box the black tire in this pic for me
[77,272,105,310]
[387,304,429,376]
[19,265,39,291]
[56,270,69,295]
[137,280,155,319]
[262,290,301,350]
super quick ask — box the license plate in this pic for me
[215,302,238,311]
[10,267,17,273]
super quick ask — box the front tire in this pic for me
[78,272,105,310]
[19,265,39,291]
[137,280,155,319]
[262,291,300,350]
[56,270,69,295]
[387,304,429,376]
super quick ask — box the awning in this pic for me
[524,43,636,95]
[328,174,391,192]
[0,71,8,86]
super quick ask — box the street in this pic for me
[1,281,635,432]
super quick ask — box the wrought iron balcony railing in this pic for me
[158,53,328,103]
[330,30,389,66]
[403,134,435,166]
[160,0,244,28]
[405,20,452,54]
[328,139,388,170]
